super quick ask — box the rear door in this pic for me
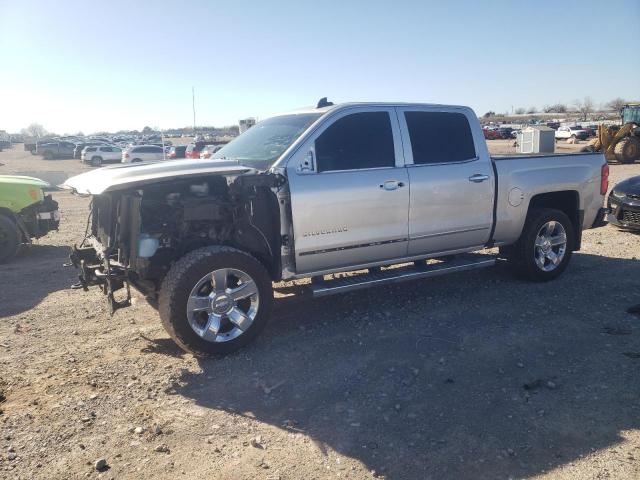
[397,107,494,255]
[286,107,409,274]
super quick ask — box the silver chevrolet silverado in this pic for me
[63,100,609,355]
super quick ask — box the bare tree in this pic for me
[514,107,526,115]
[483,111,495,118]
[20,123,46,138]
[574,96,594,121]
[527,106,538,114]
[606,97,627,112]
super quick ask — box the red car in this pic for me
[184,142,212,159]
[483,128,502,140]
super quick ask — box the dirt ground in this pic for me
[1,142,639,480]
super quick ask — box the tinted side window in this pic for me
[315,112,395,172]
[150,146,162,153]
[404,111,476,164]
[100,147,112,152]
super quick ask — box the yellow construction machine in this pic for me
[588,103,640,164]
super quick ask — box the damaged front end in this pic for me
[65,163,284,314]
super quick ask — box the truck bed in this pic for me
[491,152,606,246]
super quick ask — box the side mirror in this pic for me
[297,149,315,173]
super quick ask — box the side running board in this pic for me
[308,253,496,298]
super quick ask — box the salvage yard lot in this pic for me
[1,144,639,479]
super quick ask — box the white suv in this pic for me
[81,145,123,166]
[122,145,166,163]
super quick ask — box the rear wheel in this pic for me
[614,137,640,164]
[506,208,575,281]
[159,246,273,356]
[0,215,22,264]
[91,156,102,167]
[43,151,53,160]
[132,158,142,163]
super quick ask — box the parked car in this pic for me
[0,175,59,263]
[483,128,502,140]
[63,101,609,356]
[185,141,214,159]
[199,145,223,159]
[546,122,560,130]
[167,145,187,159]
[74,141,107,159]
[582,125,598,137]
[498,127,513,139]
[81,145,123,166]
[510,129,522,139]
[122,145,165,163]
[555,126,588,140]
[607,175,640,231]
[36,141,76,159]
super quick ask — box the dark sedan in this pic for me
[608,175,640,231]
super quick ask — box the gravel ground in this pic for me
[1,144,639,480]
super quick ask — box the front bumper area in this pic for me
[608,197,640,230]
[69,239,131,314]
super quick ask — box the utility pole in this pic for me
[192,86,196,135]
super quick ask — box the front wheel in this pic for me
[0,215,22,264]
[91,156,102,167]
[159,246,273,356]
[507,208,575,281]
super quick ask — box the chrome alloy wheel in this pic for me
[534,221,567,272]
[186,268,260,343]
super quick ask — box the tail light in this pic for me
[600,164,609,195]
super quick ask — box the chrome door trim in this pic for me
[299,237,408,257]
[409,226,489,241]
[405,156,480,167]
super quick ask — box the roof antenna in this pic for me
[317,97,334,108]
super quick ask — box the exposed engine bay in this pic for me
[70,172,285,312]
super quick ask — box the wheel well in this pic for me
[528,191,581,250]
[0,208,16,221]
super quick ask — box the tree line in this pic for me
[484,97,631,121]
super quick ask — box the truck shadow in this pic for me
[0,244,74,317]
[170,252,639,478]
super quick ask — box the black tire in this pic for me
[91,156,102,167]
[0,215,22,264]
[507,208,575,281]
[43,151,53,160]
[614,137,640,164]
[131,158,142,163]
[159,246,273,356]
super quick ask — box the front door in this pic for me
[287,108,409,274]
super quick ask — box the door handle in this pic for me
[380,180,405,191]
[468,174,490,183]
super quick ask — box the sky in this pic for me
[1,0,639,134]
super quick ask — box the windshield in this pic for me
[622,106,640,125]
[213,113,321,170]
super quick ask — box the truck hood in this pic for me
[61,159,254,194]
[0,175,51,189]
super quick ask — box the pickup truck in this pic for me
[36,141,76,159]
[63,101,609,356]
